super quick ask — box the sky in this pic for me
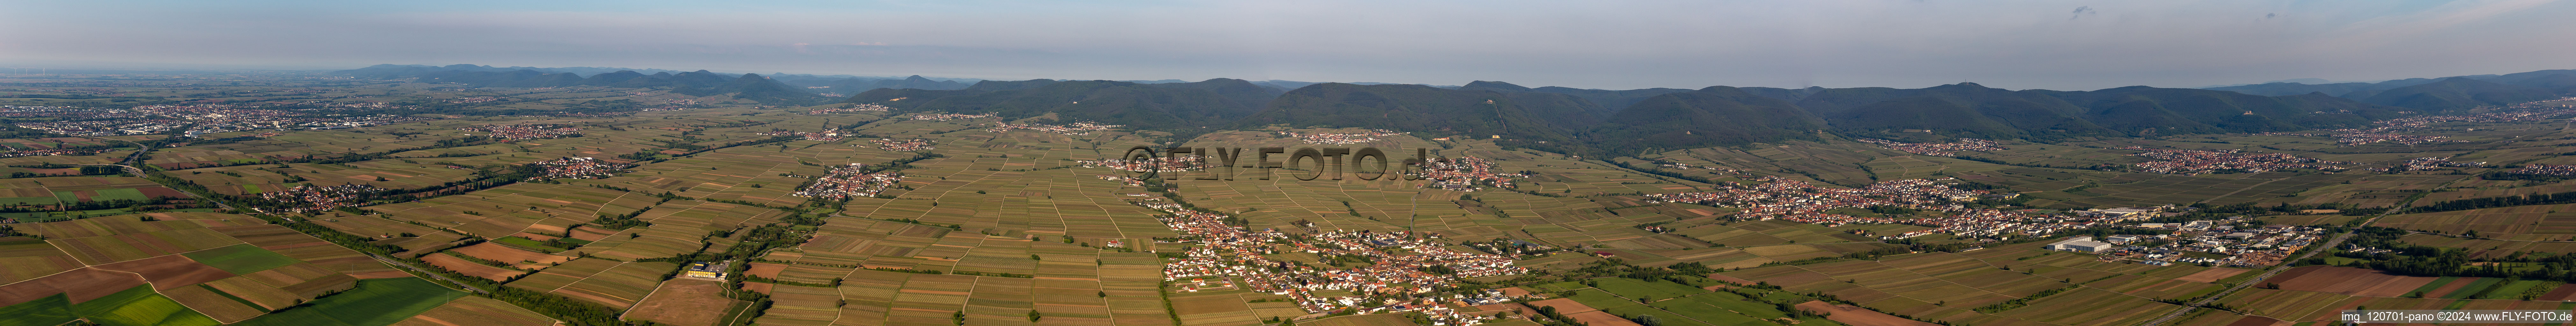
[3,0,2572,90]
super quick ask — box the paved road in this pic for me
[2138,212,2392,326]
[367,253,488,294]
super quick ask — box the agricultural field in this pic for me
[11,70,2576,326]
[1714,244,2252,326]
[2371,203,2576,241]
[0,175,201,223]
[0,212,518,325]
[229,278,474,326]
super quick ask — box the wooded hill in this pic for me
[843,78,2408,157]
[2205,69,2576,111]
[340,64,2455,157]
[336,66,825,105]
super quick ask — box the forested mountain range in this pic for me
[2203,68,2576,111]
[844,79,1281,131]
[344,64,2551,157]
[837,77,2406,157]
[337,66,826,105]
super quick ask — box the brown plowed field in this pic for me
[0,267,148,306]
[90,254,236,290]
[139,187,190,199]
[2224,315,2288,326]
[421,254,521,281]
[2541,285,2576,301]
[450,243,571,266]
[2265,266,2435,296]
[624,279,736,326]
[745,262,787,278]
[1798,301,1938,326]
[2175,268,2250,283]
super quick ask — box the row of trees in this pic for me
[2407,190,2576,213]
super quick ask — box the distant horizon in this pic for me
[8,1,2573,91]
[5,61,2566,94]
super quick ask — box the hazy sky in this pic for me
[4,0,2571,90]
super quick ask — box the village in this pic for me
[253,183,382,214]
[1135,200,1525,326]
[2517,164,2576,176]
[14,119,192,136]
[1280,129,1407,145]
[2118,147,2350,174]
[0,105,152,119]
[2377,156,2486,172]
[2332,132,2462,146]
[906,112,996,121]
[806,103,892,114]
[459,124,585,140]
[1647,176,2132,239]
[988,121,1123,135]
[790,163,905,200]
[1410,156,1519,191]
[867,138,934,151]
[1076,155,1212,173]
[754,130,846,141]
[1638,172,2333,270]
[1858,138,2008,156]
[527,157,625,180]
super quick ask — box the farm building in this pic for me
[2047,236,2114,252]
[685,261,728,278]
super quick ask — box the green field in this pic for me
[228,278,469,326]
[180,243,301,274]
[0,293,76,326]
[0,196,54,206]
[72,284,222,326]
